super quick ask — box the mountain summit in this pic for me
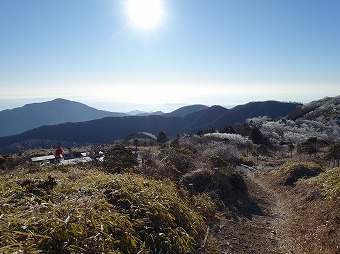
[0,98,127,137]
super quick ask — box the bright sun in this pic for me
[126,0,164,30]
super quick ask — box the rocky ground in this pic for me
[211,167,296,254]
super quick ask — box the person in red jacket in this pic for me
[55,143,63,162]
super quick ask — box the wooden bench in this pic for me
[60,156,92,165]
[31,155,55,163]
[31,154,93,165]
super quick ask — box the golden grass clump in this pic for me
[303,167,340,226]
[0,165,209,253]
[266,163,339,253]
[284,167,340,253]
[277,161,323,186]
[317,167,340,202]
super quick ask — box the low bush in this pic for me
[208,155,229,168]
[278,161,323,186]
[102,145,138,173]
[161,146,195,173]
[180,167,256,217]
[199,141,239,167]
[0,154,26,171]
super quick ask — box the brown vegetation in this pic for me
[1,132,340,253]
[262,162,340,253]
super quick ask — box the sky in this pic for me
[0,0,340,112]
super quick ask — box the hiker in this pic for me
[65,147,73,159]
[55,143,63,162]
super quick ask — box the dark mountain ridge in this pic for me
[213,101,303,128]
[0,115,184,149]
[0,98,128,137]
[179,105,230,133]
[0,100,301,154]
[164,104,208,118]
[0,99,209,137]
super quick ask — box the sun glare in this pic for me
[126,0,164,30]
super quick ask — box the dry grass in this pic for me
[275,161,323,186]
[2,140,339,253]
[263,162,340,253]
[0,165,213,253]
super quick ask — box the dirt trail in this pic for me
[211,167,296,254]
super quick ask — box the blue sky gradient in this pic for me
[1,0,339,112]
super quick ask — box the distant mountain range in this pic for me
[128,110,165,116]
[0,99,210,138]
[0,99,302,154]
[164,105,208,117]
[0,98,128,137]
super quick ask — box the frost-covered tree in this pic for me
[203,133,252,146]
[200,141,239,166]
[247,110,340,148]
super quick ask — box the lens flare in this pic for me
[126,0,164,30]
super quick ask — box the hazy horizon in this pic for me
[0,95,325,114]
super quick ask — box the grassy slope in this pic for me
[1,140,340,253]
[0,165,211,253]
[265,162,340,253]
